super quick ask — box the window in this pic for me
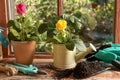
[1,0,119,58]
[63,0,114,46]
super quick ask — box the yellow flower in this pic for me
[56,19,67,31]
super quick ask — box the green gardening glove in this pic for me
[95,50,120,63]
[103,47,120,56]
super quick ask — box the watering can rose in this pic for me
[16,3,26,15]
[55,20,67,31]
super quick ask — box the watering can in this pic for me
[45,43,96,69]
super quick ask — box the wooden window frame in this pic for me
[0,0,119,58]
[0,0,10,58]
[114,0,120,43]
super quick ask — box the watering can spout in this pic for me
[75,43,96,62]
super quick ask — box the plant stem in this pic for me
[20,15,25,41]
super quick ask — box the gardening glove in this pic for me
[85,44,111,61]
[95,50,120,63]
[0,63,18,76]
[86,43,120,62]
[103,46,120,56]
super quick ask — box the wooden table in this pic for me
[0,58,120,80]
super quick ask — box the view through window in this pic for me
[9,0,114,54]
[63,0,114,46]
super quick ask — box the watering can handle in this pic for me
[44,43,53,55]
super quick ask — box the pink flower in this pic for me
[91,13,96,17]
[16,3,26,15]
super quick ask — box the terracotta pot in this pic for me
[11,41,36,65]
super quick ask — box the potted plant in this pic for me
[38,12,97,69]
[7,3,41,65]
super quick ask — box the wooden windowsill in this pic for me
[0,58,53,63]
[0,58,120,79]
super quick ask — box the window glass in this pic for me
[63,0,114,46]
[13,0,57,53]
[9,0,114,54]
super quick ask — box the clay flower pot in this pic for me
[11,41,36,65]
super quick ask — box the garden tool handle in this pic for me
[11,62,38,75]
[0,27,9,47]
[112,60,120,69]
[0,26,5,32]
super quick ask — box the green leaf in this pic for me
[53,36,62,43]
[24,17,31,27]
[73,11,82,19]
[14,20,21,31]
[70,16,75,23]
[38,22,48,34]
[75,39,86,51]
[63,37,68,43]
[30,36,39,41]
[48,19,56,28]
[10,29,20,38]
[8,32,18,41]
[47,29,54,38]
[75,21,82,29]
[65,42,75,51]
[7,20,15,27]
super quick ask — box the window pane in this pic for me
[8,0,115,55]
[63,0,114,46]
[9,0,57,54]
